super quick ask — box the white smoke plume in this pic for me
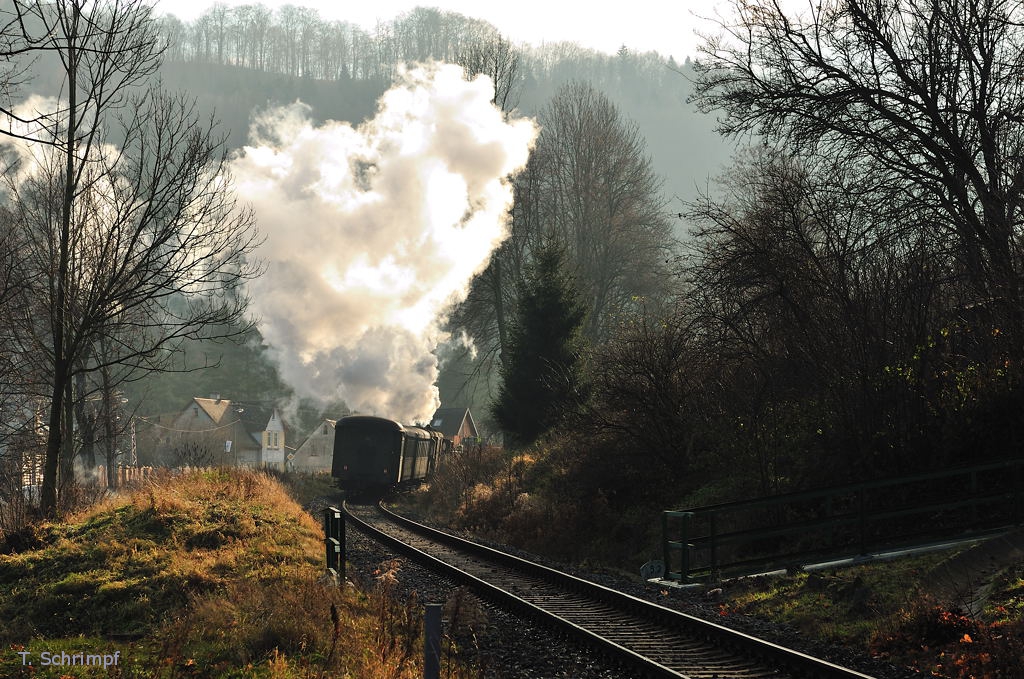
[232,63,537,423]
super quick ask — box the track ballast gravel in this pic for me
[306,494,923,679]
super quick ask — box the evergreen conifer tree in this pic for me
[492,243,586,447]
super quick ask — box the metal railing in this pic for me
[323,505,345,584]
[663,458,1024,582]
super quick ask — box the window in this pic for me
[272,432,279,448]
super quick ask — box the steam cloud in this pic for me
[232,63,537,423]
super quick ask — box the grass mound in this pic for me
[0,468,424,678]
[1,468,321,641]
[721,552,1024,678]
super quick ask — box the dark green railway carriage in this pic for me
[332,415,446,495]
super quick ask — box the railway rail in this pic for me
[343,501,878,679]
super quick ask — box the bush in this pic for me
[871,597,1024,678]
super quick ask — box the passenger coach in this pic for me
[331,415,447,496]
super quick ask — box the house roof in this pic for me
[238,404,282,444]
[429,407,477,438]
[186,397,289,445]
[295,418,337,452]
[192,397,232,423]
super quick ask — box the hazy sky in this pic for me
[159,0,741,60]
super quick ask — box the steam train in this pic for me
[331,415,450,496]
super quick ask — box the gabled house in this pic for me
[291,418,336,473]
[141,395,289,470]
[260,408,286,468]
[428,407,478,448]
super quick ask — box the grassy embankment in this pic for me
[0,469,422,678]
[714,553,1024,678]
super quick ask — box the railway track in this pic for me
[343,501,878,679]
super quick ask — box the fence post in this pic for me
[662,512,694,581]
[680,512,691,578]
[323,506,344,585]
[661,512,670,579]
[709,512,718,578]
[858,489,866,555]
[1015,462,1022,524]
[970,470,978,525]
[826,496,834,548]
[424,603,442,679]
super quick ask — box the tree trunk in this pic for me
[101,361,117,487]
[40,4,79,518]
[39,372,64,516]
[491,257,509,373]
[60,378,75,498]
[74,367,96,469]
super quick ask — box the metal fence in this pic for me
[663,457,1024,582]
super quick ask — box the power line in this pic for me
[134,416,240,435]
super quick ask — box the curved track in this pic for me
[343,502,877,679]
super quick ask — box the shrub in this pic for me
[871,596,1024,678]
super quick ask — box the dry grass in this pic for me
[720,553,1024,678]
[0,467,429,678]
[404,442,658,568]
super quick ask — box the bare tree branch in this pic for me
[0,0,262,517]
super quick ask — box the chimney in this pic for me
[211,393,221,403]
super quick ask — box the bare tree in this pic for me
[248,5,272,70]
[693,0,1024,345]
[447,34,527,379]
[451,79,671,408]
[684,147,954,481]
[157,14,186,62]
[0,206,37,457]
[457,33,522,113]
[318,20,349,79]
[537,82,673,341]
[0,0,262,516]
[582,305,707,476]
[204,2,230,65]
[170,440,212,468]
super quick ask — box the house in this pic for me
[140,395,290,470]
[0,399,47,489]
[291,419,336,473]
[428,407,478,448]
[260,408,286,468]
